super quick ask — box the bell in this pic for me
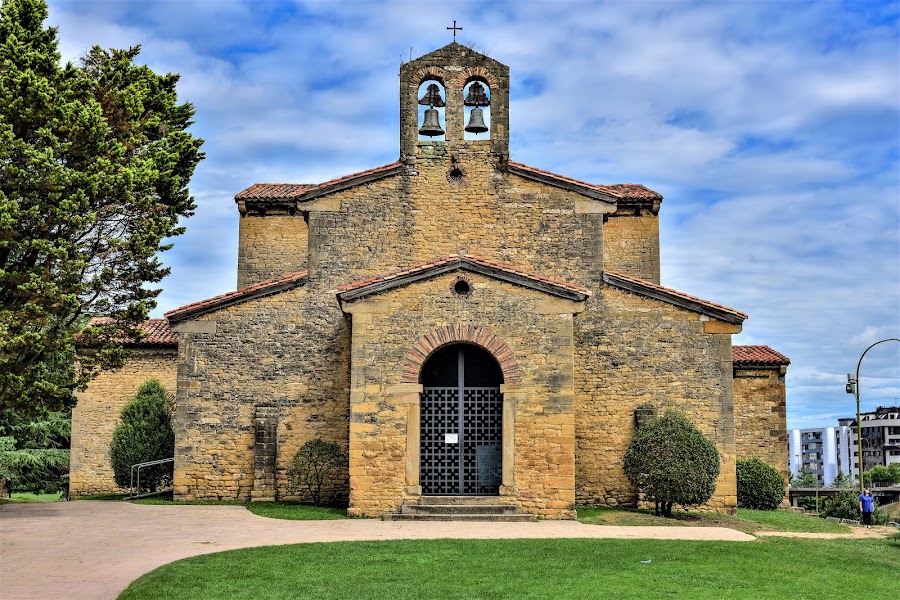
[465,107,488,134]
[418,108,445,137]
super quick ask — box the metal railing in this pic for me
[127,457,174,499]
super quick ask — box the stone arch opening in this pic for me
[419,343,503,495]
[463,78,490,140]
[417,79,446,141]
[401,324,522,384]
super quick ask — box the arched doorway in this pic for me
[419,343,503,495]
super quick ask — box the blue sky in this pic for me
[47,0,899,429]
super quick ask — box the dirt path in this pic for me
[1,501,757,600]
[756,525,895,539]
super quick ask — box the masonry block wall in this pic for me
[574,288,738,511]
[603,208,661,284]
[70,348,177,496]
[342,273,582,518]
[237,213,308,288]
[171,286,350,501]
[734,365,789,482]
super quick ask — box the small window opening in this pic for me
[452,277,472,298]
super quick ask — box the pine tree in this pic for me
[0,0,204,413]
[108,379,173,492]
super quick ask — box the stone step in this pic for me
[383,513,537,522]
[401,503,519,515]
[418,495,505,506]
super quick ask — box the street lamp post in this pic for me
[845,338,900,496]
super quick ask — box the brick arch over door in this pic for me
[400,324,523,384]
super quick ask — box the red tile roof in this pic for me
[603,183,663,201]
[602,270,748,323]
[235,162,404,201]
[82,317,179,346]
[234,161,661,204]
[338,254,590,300]
[733,345,790,366]
[508,161,663,201]
[165,270,309,322]
[235,183,316,199]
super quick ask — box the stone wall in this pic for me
[342,272,582,518]
[734,365,788,482]
[237,214,308,288]
[603,209,661,284]
[171,286,350,502]
[574,286,738,512]
[70,348,177,496]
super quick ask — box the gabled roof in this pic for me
[733,345,790,366]
[507,162,663,205]
[165,270,309,323]
[337,255,591,302]
[235,162,404,203]
[235,161,660,209]
[602,270,747,324]
[80,317,178,347]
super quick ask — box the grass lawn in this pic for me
[0,491,66,503]
[576,506,850,534]
[119,536,899,600]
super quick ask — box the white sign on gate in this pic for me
[444,433,459,444]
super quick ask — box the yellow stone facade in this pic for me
[70,348,177,496]
[734,365,790,483]
[71,42,788,516]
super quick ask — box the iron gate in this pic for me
[420,386,502,495]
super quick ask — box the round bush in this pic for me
[623,410,720,516]
[287,438,347,506]
[109,379,174,492]
[737,458,785,510]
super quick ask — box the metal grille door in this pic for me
[420,381,502,495]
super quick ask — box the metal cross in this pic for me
[447,20,462,41]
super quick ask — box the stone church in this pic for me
[70,42,790,518]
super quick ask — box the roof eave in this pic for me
[166,274,309,323]
[507,163,619,206]
[339,258,590,303]
[602,271,746,324]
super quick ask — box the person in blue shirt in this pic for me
[859,488,875,528]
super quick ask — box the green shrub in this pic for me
[287,438,347,506]
[821,490,888,525]
[623,410,720,516]
[109,379,174,492]
[794,495,821,513]
[737,458,785,510]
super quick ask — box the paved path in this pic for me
[1,501,754,600]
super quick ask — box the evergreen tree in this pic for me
[0,0,204,414]
[0,408,70,495]
[108,379,173,492]
[623,410,721,516]
[830,470,851,489]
